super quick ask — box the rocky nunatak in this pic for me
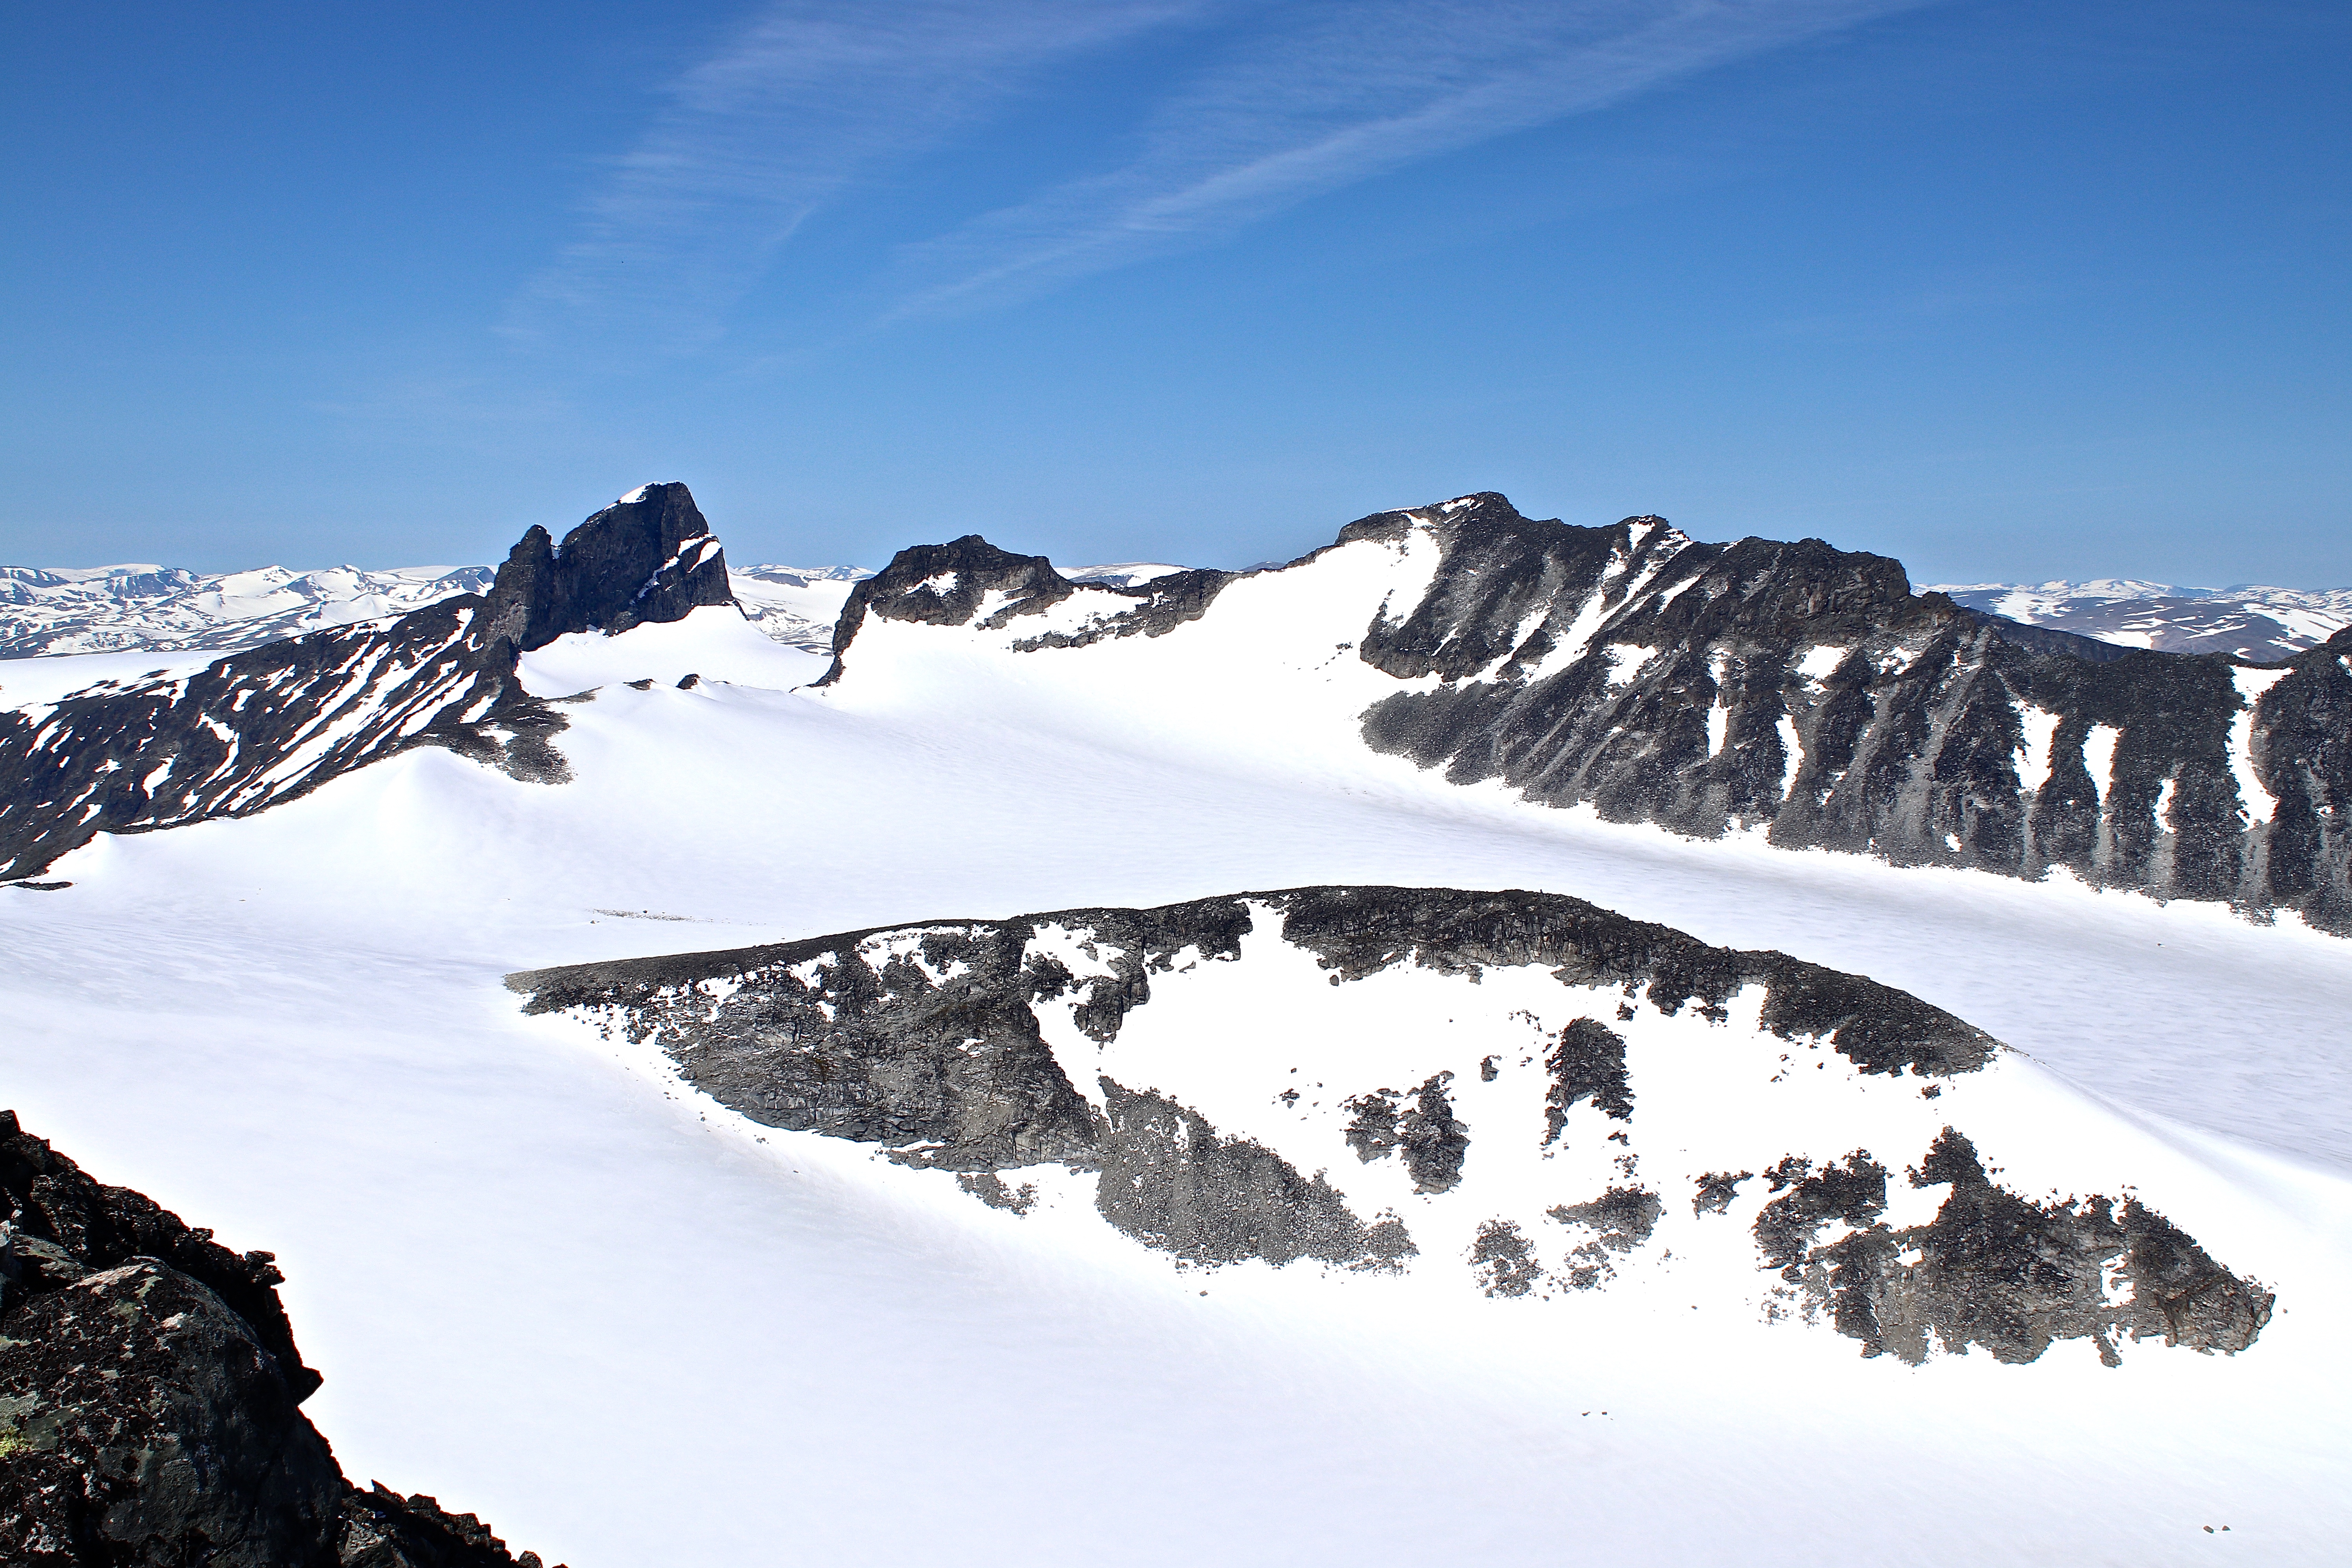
[506,884,2273,1364]
[0,483,734,884]
[0,1111,561,1567]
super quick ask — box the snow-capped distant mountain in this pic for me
[0,562,497,657]
[0,557,875,658]
[727,563,873,652]
[1059,561,1194,588]
[1926,579,2352,661]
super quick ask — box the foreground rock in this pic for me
[510,884,2272,1366]
[0,1111,559,1567]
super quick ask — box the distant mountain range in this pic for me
[0,557,1191,659]
[1926,579,2352,662]
[0,563,498,657]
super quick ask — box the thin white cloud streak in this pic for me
[506,0,1204,350]
[886,0,1930,318]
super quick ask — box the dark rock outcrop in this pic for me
[1096,1080,1414,1268]
[1548,1186,1663,1290]
[1467,1220,1543,1297]
[0,1112,559,1567]
[817,493,2352,934]
[508,885,1998,1107]
[817,534,1236,683]
[0,1258,347,1566]
[506,884,1993,1272]
[1755,1130,2275,1366]
[1337,494,2352,934]
[0,483,735,883]
[1344,1074,1469,1193]
[1543,1018,1633,1145]
[510,884,2267,1361]
[0,1109,319,1400]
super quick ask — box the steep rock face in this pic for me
[817,493,2352,932]
[485,482,735,649]
[0,1112,559,1567]
[1342,494,2352,931]
[0,485,736,883]
[0,1259,347,1566]
[508,883,2269,1363]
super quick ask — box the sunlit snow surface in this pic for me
[5,579,2352,1564]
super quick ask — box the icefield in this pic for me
[5,506,2352,1565]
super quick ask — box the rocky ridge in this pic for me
[0,1111,557,1566]
[825,494,2352,934]
[0,483,733,884]
[508,885,2270,1365]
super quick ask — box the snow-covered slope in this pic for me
[4,484,2349,1564]
[1930,579,2352,661]
[0,482,737,883]
[0,562,497,657]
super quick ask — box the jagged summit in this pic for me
[0,486,744,882]
[810,490,2352,933]
[481,481,736,653]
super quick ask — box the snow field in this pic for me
[6,566,2352,1562]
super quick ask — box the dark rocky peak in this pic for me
[479,481,735,653]
[0,483,748,884]
[1334,497,1689,683]
[818,534,1077,682]
[850,534,1075,630]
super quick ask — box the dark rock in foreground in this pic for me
[0,1111,559,1568]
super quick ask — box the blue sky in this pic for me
[5,1,2346,585]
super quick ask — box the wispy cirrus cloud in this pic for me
[515,0,1927,350]
[886,0,1931,318]
[505,0,1205,349]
